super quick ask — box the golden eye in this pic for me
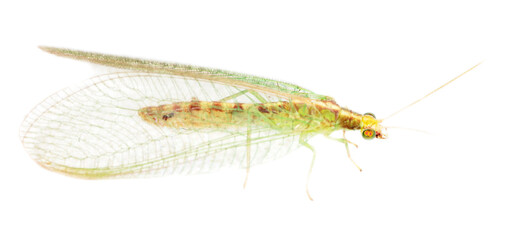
[363,112,376,118]
[362,129,376,140]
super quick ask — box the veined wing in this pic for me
[39,46,334,101]
[20,72,312,178]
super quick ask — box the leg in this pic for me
[219,89,268,103]
[243,125,251,189]
[325,133,362,172]
[299,134,316,201]
[343,130,359,148]
[342,137,362,172]
[219,89,250,102]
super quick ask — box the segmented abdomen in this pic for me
[138,99,339,131]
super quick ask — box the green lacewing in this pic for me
[20,47,480,199]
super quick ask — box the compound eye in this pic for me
[362,129,376,140]
[363,112,376,118]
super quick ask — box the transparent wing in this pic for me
[39,46,334,101]
[20,72,311,178]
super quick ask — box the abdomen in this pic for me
[138,99,338,131]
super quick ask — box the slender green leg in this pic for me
[343,130,359,149]
[343,138,362,172]
[219,90,250,102]
[299,134,316,201]
[220,89,276,188]
[248,90,268,103]
[243,124,251,189]
[325,134,362,172]
[219,89,268,103]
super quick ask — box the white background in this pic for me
[1,1,519,239]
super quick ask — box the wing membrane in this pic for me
[39,46,333,101]
[20,72,310,178]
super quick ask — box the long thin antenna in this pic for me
[382,62,482,121]
[384,126,432,135]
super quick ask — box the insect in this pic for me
[20,47,480,200]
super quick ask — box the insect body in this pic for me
[138,98,378,135]
[20,47,479,199]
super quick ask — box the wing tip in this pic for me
[38,45,78,58]
[38,45,61,54]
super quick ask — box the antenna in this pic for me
[382,62,482,122]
